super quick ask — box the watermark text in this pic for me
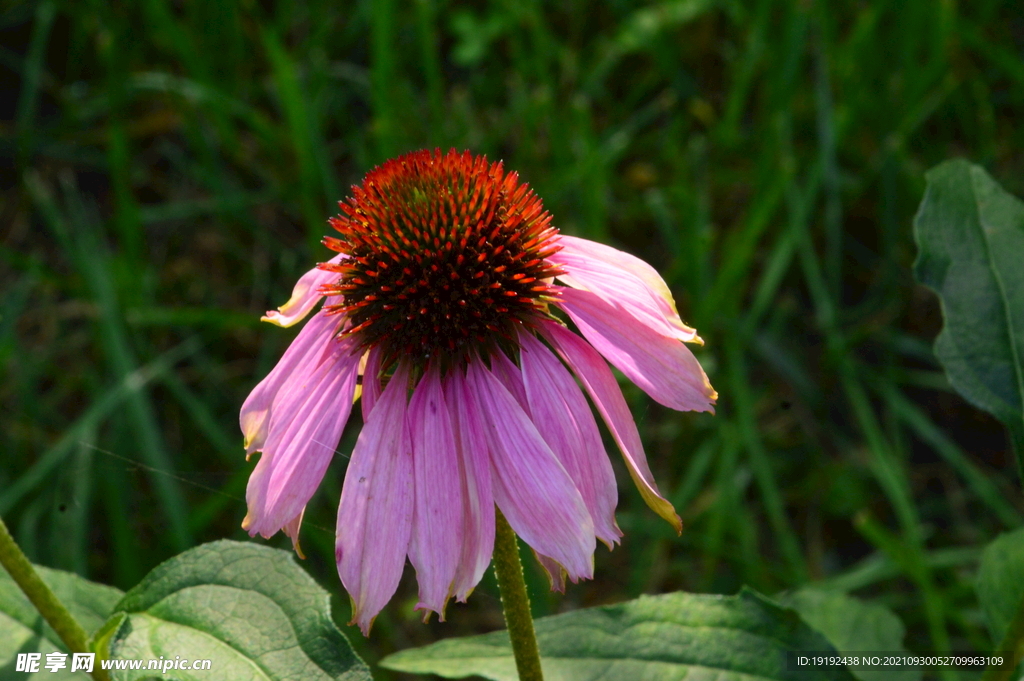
[15,653,212,674]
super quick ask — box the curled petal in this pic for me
[551,235,699,343]
[533,551,567,593]
[336,362,414,635]
[282,509,306,559]
[361,344,383,420]
[446,371,495,602]
[518,330,621,547]
[542,321,682,534]
[488,349,528,409]
[467,361,595,581]
[242,334,361,540]
[408,366,463,620]
[240,311,344,456]
[262,253,346,327]
[557,286,717,413]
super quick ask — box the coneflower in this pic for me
[240,149,716,634]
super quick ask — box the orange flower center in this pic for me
[321,149,563,368]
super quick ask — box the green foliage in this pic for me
[0,565,122,680]
[98,541,370,681]
[976,528,1024,644]
[1,542,369,679]
[914,159,1024,463]
[381,588,855,681]
[778,588,920,681]
[0,542,370,680]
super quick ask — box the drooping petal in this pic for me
[262,253,346,327]
[361,344,383,420]
[336,362,415,635]
[239,311,343,456]
[542,321,682,534]
[466,361,596,581]
[446,370,495,602]
[242,334,362,540]
[407,365,463,620]
[551,235,699,343]
[557,286,717,413]
[517,330,621,547]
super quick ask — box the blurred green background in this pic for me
[2,0,1022,674]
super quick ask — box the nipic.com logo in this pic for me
[15,653,213,674]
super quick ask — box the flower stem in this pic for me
[0,515,109,681]
[492,510,544,681]
[981,590,1024,681]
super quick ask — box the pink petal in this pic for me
[336,362,415,635]
[242,334,362,540]
[407,366,463,620]
[542,321,682,534]
[445,371,495,602]
[551,235,699,343]
[517,330,621,547]
[557,286,717,413]
[361,344,383,421]
[466,361,596,581]
[239,311,343,456]
[262,253,346,327]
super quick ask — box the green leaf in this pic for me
[0,565,123,680]
[102,540,370,681]
[380,588,856,681]
[913,159,1024,458]
[976,527,1024,644]
[777,588,920,681]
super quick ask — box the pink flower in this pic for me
[240,149,716,634]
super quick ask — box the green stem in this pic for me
[0,515,110,681]
[493,510,544,681]
[981,590,1024,681]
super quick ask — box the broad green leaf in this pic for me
[0,565,123,680]
[913,159,1024,455]
[381,588,856,681]
[100,540,370,681]
[777,588,920,681]
[976,527,1024,644]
